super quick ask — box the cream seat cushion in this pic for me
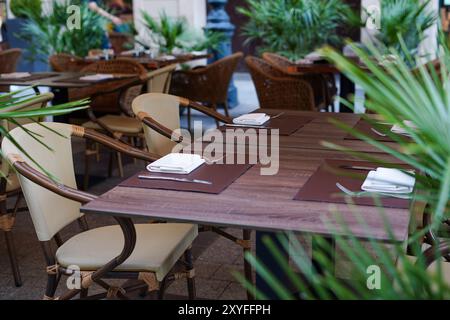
[6,173,20,193]
[82,115,143,134]
[405,255,450,284]
[56,223,197,281]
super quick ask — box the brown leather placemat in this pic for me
[220,115,314,136]
[345,119,411,143]
[294,159,411,209]
[0,73,59,82]
[119,162,253,194]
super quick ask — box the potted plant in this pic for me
[373,0,437,64]
[17,1,107,60]
[137,11,224,55]
[237,0,358,61]
[4,0,46,71]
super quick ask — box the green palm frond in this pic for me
[0,89,89,178]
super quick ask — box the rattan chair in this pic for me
[2,122,197,300]
[0,92,54,287]
[0,49,22,92]
[245,56,316,111]
[132,93,254,299]
[49,53,92,72]
[77,59,149,189]
[262,52,336,111]
[170,52,243,129]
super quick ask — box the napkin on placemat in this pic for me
[0,72,31,79]
[391,120,417,137]
[79,73,114,81]
[156,55,176,61]
[362,168,415,194]
[147,153,205,174]
[233,113,270,126]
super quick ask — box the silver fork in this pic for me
[270,112,285,119]
[335,183,411,199]
[203,156,225,165]
[371,128,387,137]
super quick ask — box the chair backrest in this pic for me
[0,92,54,178]
[132,93,181,156]
[1,123,82,241]
[171,52,243,104]
[262,52,295,69]
[147,64,177,93]
[245,56,315,111]
[49,53,91,72]
[0,49,22,74]
[79,59,148,114]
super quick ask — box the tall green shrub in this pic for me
[238,0,356,61]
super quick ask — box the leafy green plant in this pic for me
[18,2,107,60]
[237,0,357,61]
[0,88,89,176]
[140,11,224,54]
[375,0,437,62]
[10,0,42,20]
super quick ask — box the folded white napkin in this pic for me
[391,120,417,137]
[156,55,176,61]
[233,113,270,126]
[0,72,31,79]
[79,73,114,81]
[362,168,415,194]
[147,153,205,175]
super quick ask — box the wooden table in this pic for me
[86,53,212,70]
[80,110,420,298]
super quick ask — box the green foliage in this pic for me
[10,0,42,20]
[375,0,437,61]
[237,0,357,61]
[0,88,89,177]
[140,11,224,54]
[18,2,107,60]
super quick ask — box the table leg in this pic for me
[339,74,355,113]
[255,231,290,299]
[51,87,70,123]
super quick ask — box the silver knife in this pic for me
[339,165,376,171]
[224,124,272,129]
[138,175,212,185]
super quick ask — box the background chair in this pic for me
[246,56,316,111]
[132,93,253,299]
[74,59,148,188]
[170,52,243,129]
[49,53,92,72]
[2,122,197,300]
[0,49,22,92]
[262,52,336,111]
[0,92,54,287]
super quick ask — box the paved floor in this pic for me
[0,73,364,300]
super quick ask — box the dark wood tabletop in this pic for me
[0,72,139,88]
[87,53,212,70]
[81,111,420,243]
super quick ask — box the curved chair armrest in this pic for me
[422,240,450,267]
[136,112,184,143]
[8,155,97,204]
[73,125,158,162]
[180,98,232,124]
